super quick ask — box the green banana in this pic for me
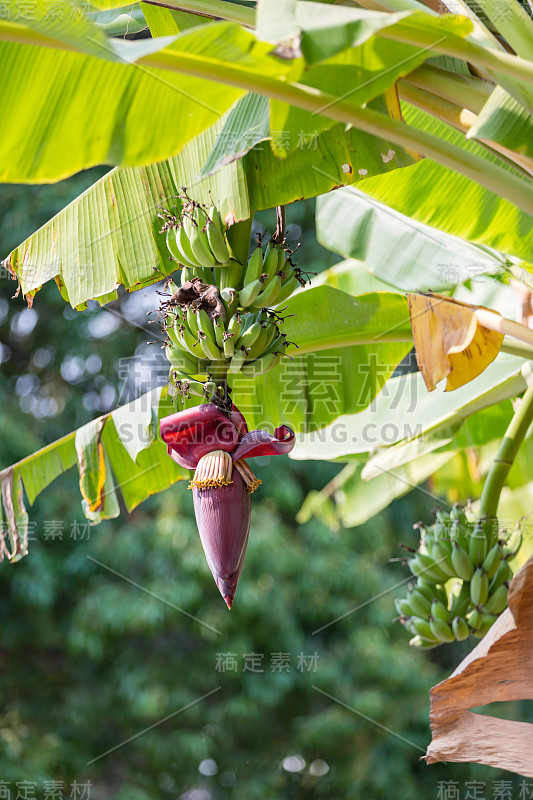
[274,274,300,306]
[218,259,245,292]
[277,245,288,272]
[165,228,190,266]
[406,585,431,617]
[469,520,488,566]
[452,616,470,641]
[451,541,474,581]
[206,205,231,265]
[429,615,454,643]
[213,316,225,348]
[196,309,217,348]
[395,598,414,617]
[228,348,247,374]
[262,321,279,351]
[188,209,216,267]
[227,314,243,339]
[482,543,503,579]
[470,568,489,606]
[409,635,440,650]
[408,553,449,584]
[262,242,279,282]
[165,346,199,374]
[468,609,483,632]
[483,583,508,614]
[490,560,513,592]
[198,332,222,362]
[430,541,455,578]
[450,582,471,618]
[237,321,262,352]
[245,326,269,360]
[250,275,282,309]
[239,279,263,308]
[415,579,446,605]
[240,352,277,377]
[223,334,235,359]
[180,266,195,285]
[177,378,211,398]
[409,616,439,643]
[431,599,451,623]
[450,518,469,550]
[187,306,199,339]
[244,244,264,284]
[503,525,523,560]
[176,224,202,269]
[178,325,201,358]
[472,613,497,638]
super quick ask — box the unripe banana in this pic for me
[262,322,279,352]
[503,526,523,560]
[274,274,300,306]
[408,554,449,584]
[395,598,414,617]
[434,521,449,546]
[483,583,508,614]
[165,346,200,374]
[452,616,470,641]
[239,279,263,308]
[177,378,211,398]
[470,567,489,606]
[166,228,191,266]
[177,224,202,269]
[206,205,231,265]
[431,598,450,623]
[450,519,469,550]
[482,543,503,579]
[450,503,468,526]
[409,616,439,643]
[406,585,431,617]
[223,333,235,359]
[228,348,247,374]
[178,325,201,358]
[262,243,279,282]
[197,309,217,348]
[472,613,497,638]
[188,209,216,267]
[429,615,454,643]
[227,313,243,339]
[469,520,488,566]
[244,244,264,285]
[245,325,269,360]
[213,316,225,348]
[415,579,446,605]
[166,317,183,350]
[430,541,455,578]
[250,275,282,310]
[490,560,513,592]
[180,266,195,286]
[450,582,471,618]
[468,609,483,632]
[218,259,245,292]
[240,352,277,377]
[451,541,474,581]
[186,306,199,339]
[237,321,262,352]
[198,332,222,362]
[409,635,440,650]
[277,246,288,272]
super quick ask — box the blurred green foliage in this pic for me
[0,178,530,799]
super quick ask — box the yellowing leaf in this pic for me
[407,292,503,392]
[75,419,107,514]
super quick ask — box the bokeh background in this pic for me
[0,175,531,799]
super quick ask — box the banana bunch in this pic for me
[394,505,522,649]
[166,202,233,271]
[237,240,303,311]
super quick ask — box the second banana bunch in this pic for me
[159,198,305,400]
[394,505,522,648]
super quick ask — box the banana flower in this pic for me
[160,403,294,608]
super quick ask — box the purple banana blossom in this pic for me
[160,403,295,608]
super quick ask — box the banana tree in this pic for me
[2,0,533,773]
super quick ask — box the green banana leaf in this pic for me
[345,103,533,262]
[88,5,148,36]
[140,0,208,33]
[468,86,533,161]
[315,186,505,293]
[4,107,416,309]
[290,354,528,461]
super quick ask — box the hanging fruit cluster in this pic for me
[394,505,523,649]
[156,193,306,405]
